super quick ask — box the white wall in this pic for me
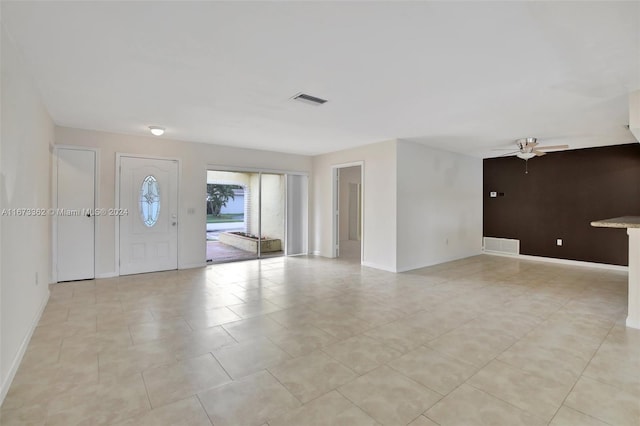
[311,140,397,272]
[338,166,361,242]
[55,127,311,276]
[1,24,54,401]
[311,139,481,273]
[396,140,483,272]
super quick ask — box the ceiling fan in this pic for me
[502,137,569,160]
[493,137,569,174]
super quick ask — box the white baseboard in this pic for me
[95,272,118,279]
[97,263,207,278]
[311,251,321,256]
[179,262,207,270]
[361,261,397,273]
[397,262,443,273]
[0,289,50,405]
[396,251,483,273]
[627,317,640,329]
[483,250,628,272]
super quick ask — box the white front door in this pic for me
[57,148,95,281]
[119,157,178,275]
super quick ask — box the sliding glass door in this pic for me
[285,174,308,256]
[258,173,285,259]
[206,170,258,263]
[206,170,307,263]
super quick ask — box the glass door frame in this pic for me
[206,165,308,263]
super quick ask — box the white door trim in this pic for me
[331,161,365,263]
[51,146,99,283]
[115,153,181,276]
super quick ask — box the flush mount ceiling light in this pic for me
[149,126,165,136]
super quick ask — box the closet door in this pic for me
[57,148,95,281]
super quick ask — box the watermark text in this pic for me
[1,208,129,217]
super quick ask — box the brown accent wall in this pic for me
[483,143,640,266]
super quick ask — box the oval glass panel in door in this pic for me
[139,175,160,227]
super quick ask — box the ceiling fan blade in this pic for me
[537,144,569,150]
[500,151,520,157]
[533,150,546,157]
[491,148,519,151]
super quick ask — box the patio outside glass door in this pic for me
[206,170,259,263]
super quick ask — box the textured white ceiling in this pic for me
[2,1,639,157]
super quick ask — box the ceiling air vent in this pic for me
[291,92,328,106]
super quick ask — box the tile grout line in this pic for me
[138,371,154,414]
[548,319,624,426]
[8,256,632,426]
[195,393,215,426]
[208,351,234,384]
[464,381,550,424]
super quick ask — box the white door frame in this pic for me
[51,146,99,283]
[332,161,364,262]
[115,153,181,276]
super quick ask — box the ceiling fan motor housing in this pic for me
[517,137,537,151]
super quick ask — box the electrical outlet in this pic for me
[556,239,563,246]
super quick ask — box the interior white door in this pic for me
[119,157,178,275]
[285,174,308,256]
[57,149,95,281]
[348,183,361,241]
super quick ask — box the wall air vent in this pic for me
[291,93,328,106]
[483,237,520,256]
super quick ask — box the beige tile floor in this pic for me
[1,254,639,425]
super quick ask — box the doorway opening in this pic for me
[206,170,286,263]
[333,163,363,263]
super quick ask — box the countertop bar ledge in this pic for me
[591,216,640,228]
[591,216,640,329]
